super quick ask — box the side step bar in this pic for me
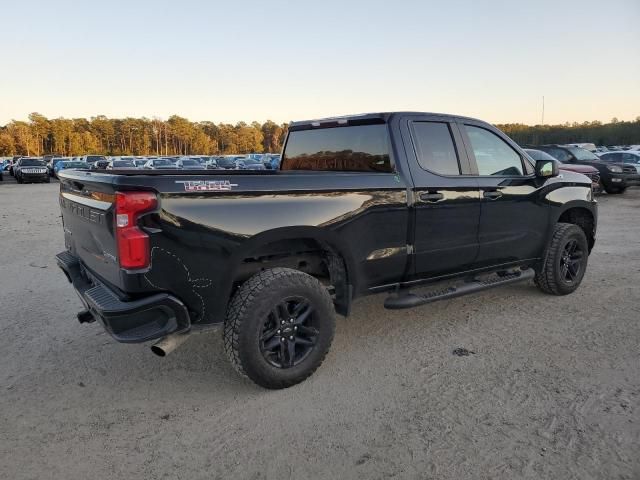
[384,268,535,310]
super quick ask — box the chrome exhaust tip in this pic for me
[151,332,190,357]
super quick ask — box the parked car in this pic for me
[54,161,91,177]
[9,156,22,176]
[241,157,266,170]
[143,158,177,170]
[217,156,245,169]
[262,154,281,170]
[597,151,640,173]
[56,111,597,389]
[47,157,70,176]
[535,144,640,194]
[205,158,219,169]
[524,149,601,192]
[176,158,203,170]
[132,159,147,168]
[107,159,137,170]
[13,157,49,183]
[192,156,209,165]
[92,159,110,170]
[81,155,107,167]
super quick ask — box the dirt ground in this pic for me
[1,179,638,480]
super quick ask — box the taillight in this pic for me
[115,191,157,269]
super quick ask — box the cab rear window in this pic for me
[281,124,392,172]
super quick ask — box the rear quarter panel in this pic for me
[138,172,409,324]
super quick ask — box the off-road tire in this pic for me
[223,268,336,389]
[535,223,588,295]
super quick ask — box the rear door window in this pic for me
[282,124,392,172]
[411,122,460,175]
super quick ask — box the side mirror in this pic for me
[535,159,559,178]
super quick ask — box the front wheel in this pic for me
[535,223,589,295]
[224,268,336,389]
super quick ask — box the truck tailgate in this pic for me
[58,175,122,287]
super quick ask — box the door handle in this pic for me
[420,192,444,202]
[483,190,503,200]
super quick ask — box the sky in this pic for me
[1,0,639,126]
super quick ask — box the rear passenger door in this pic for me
[401,116,481,279]
[458,121,549,267]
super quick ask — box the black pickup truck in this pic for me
[56,112,597,388]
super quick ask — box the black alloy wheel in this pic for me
[259,298,319,368]
[559,239,584,284]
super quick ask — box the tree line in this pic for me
[0,113,288,157]
[497,117,640,147]
[1,114,638,157]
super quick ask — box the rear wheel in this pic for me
[535,223,588,295]
[224,268,336,389]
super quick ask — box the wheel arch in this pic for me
[553,204,596,251]
[227,226,357,316]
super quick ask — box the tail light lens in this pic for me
[115,191,157,269]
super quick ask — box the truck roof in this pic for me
[289,111,488,129]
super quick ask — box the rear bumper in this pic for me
[56,251,191,343]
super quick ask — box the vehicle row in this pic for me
[1,146,638,195]
[522,144,640,194]
[0,153,282,180]
[565,143,640,153]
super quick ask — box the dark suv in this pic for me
[13,158,50,183]
[536,145,639,194]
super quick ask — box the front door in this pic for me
[458,122,549,267]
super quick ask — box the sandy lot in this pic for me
[1,179,638,479]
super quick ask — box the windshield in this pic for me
[22,159,45,166]
[243,158,260,165]
[154,159,173,166]
[113,160,135,167]
[566,147,599,161]
[181,159,199,166]
[218,158,235,166]
[65,162,89,168]
[86,155,106,162]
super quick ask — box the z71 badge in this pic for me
[176,180,238,192]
